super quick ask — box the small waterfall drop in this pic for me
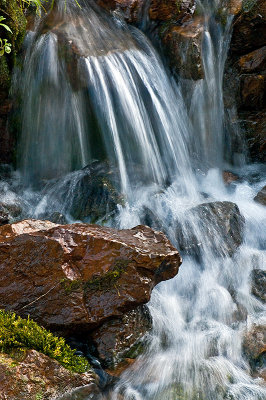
[17,0,194,197]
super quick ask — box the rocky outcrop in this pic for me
[96,0,144,23]
[162,16,204,80]
[91,305,151,367]
[254,186,266,206]
[0,350,98,400]
[0,219,181,338]
[230,0,266,56]
[175,201,245,258]
[251,269,266,302]
[243,324,266,380]
[225,0,266,162]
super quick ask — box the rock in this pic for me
[254,186,266,206]
[68,161,123,222]
[45,161,123,223]
[230,0,266,56]
[240,74,265,110]
[238,46,266,73]
[0,206,9,226]
[228,0,243,15]
[175,201,245,257]
[251,269,266,301]
[223,171,239,185]
[0,220,181,335]
[0,349,97,400]
[96,0,145,23]
[239,111,266,162]
[162,17,204,80]
[91,305,151,367]
[243,325,266,364]
[149,0,195,22]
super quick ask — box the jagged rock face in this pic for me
[149,0,195,22]
[254,186,266,206]
[224,0,266,163]
[96,0,145,23]
[175,201,245,258]
[251,269,266,302]
[0,350,98,400]
[0,220,181,335]
[91,305,152,367]
[243,324,266,380]
[162,16,204,80]
[230,0,266,56]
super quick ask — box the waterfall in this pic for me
[6,0,266,399]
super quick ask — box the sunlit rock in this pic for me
[0,220,181,336]
[0,350,97,400]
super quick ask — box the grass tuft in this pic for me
[0,309,90,373]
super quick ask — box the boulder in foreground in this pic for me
[0,220,181,336]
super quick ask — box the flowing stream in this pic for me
[4,0,266,399]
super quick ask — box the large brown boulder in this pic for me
[0,349,98,400]
[0,220,181,336]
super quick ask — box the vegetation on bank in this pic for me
[0,309,90,373]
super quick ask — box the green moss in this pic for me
[61,259,129,295]
[0,309,90,373]
[0,54,10,88]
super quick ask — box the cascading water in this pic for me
[16,0,194,196]
[5,0,266,399]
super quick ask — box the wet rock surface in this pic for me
[225,0,266,162]
[254,185,266,206]
[175,201,245,258]
[91,305,151,367]
[0,349,97,400]
[162,17,204,80]
[251,269,266,302]
[243,324,266,379]
[96,0,145,23]
[0,220,181,335]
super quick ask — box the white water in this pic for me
[5,0,266,399]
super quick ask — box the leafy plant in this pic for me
[0,16,12,56]
[0,309,90,373]
[0,16,12,34]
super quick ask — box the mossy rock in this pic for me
[0,0,27,88]
[0,309,90,373]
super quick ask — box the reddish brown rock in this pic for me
[239,111,266,162]
[243,325,266,362]
[238,46,266,73]
[149,0,195,22]
[0,220,181,335]
[231,0,266,56]
[163,17,204,80]
[240,74,265,110]
[0,349,98,400]
[223,171,239,185]
[91,305,151,367]
[96,0,145,23]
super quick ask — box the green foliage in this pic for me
[0,16,12,56]
[0,309,90,373]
